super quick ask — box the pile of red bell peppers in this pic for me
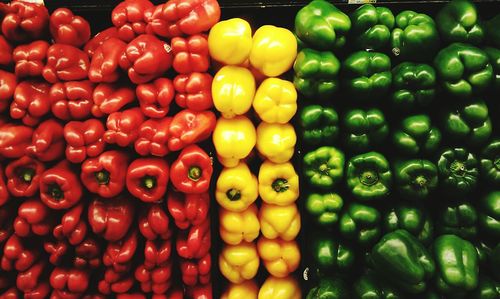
[0,0,220,298]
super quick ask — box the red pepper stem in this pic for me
[20,168,35,183]
[142,176,156,189]
[49,184,63,200]
[226,188,241,201]
[188,166,202,181]
[95,170,110,185]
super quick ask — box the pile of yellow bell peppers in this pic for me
[209,17,301,299]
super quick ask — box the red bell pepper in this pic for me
[138,203,171,240]
[16,261,49,298]
[174,72,213,111]
[171,34,210,74]
[126,158,169,202]
[167,192,209,230]
[176,219,210,259]
[89,37,127,83]
[166,288,184,299]
[44,240,68,265]
[0,70,16,113]
[161,0,221,37]
[81,150,129,198]
[74,238,101,269]
[144,4,169,38]
[1,234,37,272]
[0,287,19,299]
[26,119,65,162]
[92,83,135,117]
[136,78,174,118]
[1,0,49,43]
[42,44,90,83]
[111,0,153,42]
[12,40,49,78]
[0,123,33,159]
[103,229,138,272]
[50,267,90,299]
[98,269,134,295]
[135,262,172,294]
[0,35,12,66]
[187,284,213,299]
[170,145,213,194]
[84,27,119,57]
[104,108,145,147]
[88,196,135,242]
[40,161,83,210]
[5,156,44,197]
[53,203,87,246]
[49,80,95,120]
[119,34,172,84]
[14,198,54,237]
[144,239,172,269]
[116,294,146,299]
[179,253,211,286]
[0,166,8,207]
[64,119,106,164]
[168,109,216,152]
[135,117,172,157]
[49,8,91,48]
[10,80,51,127]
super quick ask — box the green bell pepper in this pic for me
[304,146,345,190]
[343,108,389,153]
[478,191,500,238]
[353,270,403,299]
[383,203,434,245]
[342,51,392,101]
[483,47,500,92]
[339,202,381,246]
[480,138,500,186]
[371,230,435,293]
[434,43,493,98]
[294,48,341,99]
[307,277,349,299]
[391,10,439,61]
[443,101,492,146]
[391,63,436,110]
[437,148,479,193]
[346,151,392,201]
[393,159,438,201]
[300,105,339,146]
[437,201,478,240]
[470,275,500,299]
[309,232,356,273]
[436,0,484,45]
[295,0,351,50]
[306,192,343,228]
[485,14,500,48]
[392,115,441,156]
[433,234,479,295]
[349,4,395,51]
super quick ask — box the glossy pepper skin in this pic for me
[64,119,106,164]
[49,80,95,121]
[138,202,171,240]
[259,203,301,241]
[136,78,174,119]
[392,115,441,156]
[346,152,392,201]
[300,105,339,146]
[340,202,381,246]
[393,159,438,200]
[49,8,91,47]
[0,167,8,207]
[306,277,349,299]
[256,122,297,164]
[0,70,16,113]
[484,47,500,92]
[471,275,500,299]
[391,63,436,110]
[0,35,12,67]
[171,34,210,74]
[384,203,433,245]
[53,202,87,245]
[50,268,90,298]
[89,38,128,83]
[437,148,479,193]
[170,145,212,194]
[212,66,255,119]
[293,48,341,99]
[84,27,119,57]
[5,156,44,198]
[26,119,65,162]
[207,17,252,65]
[111,0,153,42]
[258,160,299,206]
[104,108,145,147]
[257,237,300,278]
[258,276,301,299]
[134,118,171,157]
[126,158,169,202]
[176,219,210,259]
[443,101,492,146]
[354,270,403,299]
[219,204,260,245]
[180,253,211,286]
[349,4,395,51]
[88,196,134,242]
[343,108,388,153]
[14,198,53,237]
[478,191,500,238]
[294,0,351,50]
[436,0,484,45]
[219,242,259,284]
[174,72,213,111]
[309,232,355,273]
[306,192,343,228]
[1,0,49,43]
[160,0,221,37]
[10,80,51,127]
[81,150,130,198]
[92,83,136,117]
[222,280,259,299]
[0,123,33,159]
[213,116,256,167]
[303,146,344,190]
[42,44,90,83]
[216,162,258,212]
[437,201,478,240]
[253,78,297,124]
[40,161,83,210]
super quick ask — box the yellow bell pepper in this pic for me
[259,203,301,241]
[257,237,301,278]
[258,276,302,299]
[208,18,253,65]
[216,162,258,212]
[213,116,256,167]
[220,204,260,245]
[219,241,260,284]
[249,25,297,77]
[213,66,256,118]
[256,122,296,164]
[252,78,297,124]
[222,280,259,299]
[258,160,299,206]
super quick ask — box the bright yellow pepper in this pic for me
[208,18,253,65]
[256,122,296,164]
[249,25,297,77]
[212,66,255,118]
[259,203,301,241]
[216,162,258,212]
[257,237,301,278]
[222,280,259,299]
[258,160,299,206]
[258,276,302,299]
[213,116,256,167]
[219,241,260,284]
[252,78,297,124]
[220,204,260,245]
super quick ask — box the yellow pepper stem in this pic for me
[226,188,242,201]
[272,178,289,193]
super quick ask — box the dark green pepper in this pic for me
[483,47,500,92]
[304,146,345,190]
[309,232,356,273]
[436,0,484,45]
[353,270,403,299]
[437,148,479,193]
[437,200,478,240]
[383,203,434,245]
[478,191,500,238]
[300,105,339,146]
[346,152,392,201]
[349,4,395,51]
[392,115,441,156]
[480,138,500,187]
[307,277,350,299]
[306,192,343,228]
[470,275,500,299]
[393,159,439,200]
[339,202,381,246]
[343,108,388,153]
[485,14,500,48]
[443,101,492,146]
[391,63,436,110]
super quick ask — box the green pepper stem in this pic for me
[20,168,35,183]
[272,178,289,193]
[450,161,466,177]
[49,184,63,200]
[226,188,241,201]
[188,166,202,182]
[142,176,156,189]
[494,158,499,171]
[95,170,110,185]
[415,176,427,187]
[360,170,378,186]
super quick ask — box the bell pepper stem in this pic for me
[494,158,499,171]
[415,176,427,187]
[226,188,241,201]
[272,178,289,193]
[360,170,378,186]
[49,184,63,200]
[450,161,466,176]
[188,166,202,182]
[95,170,110,185]
[19,168,35,183]
[142,176,156,189]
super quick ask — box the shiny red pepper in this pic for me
[135,262,172,294]
[0,287,19,299]
[144,4,169,37]
[26,119,65,162]
[12,40,49,78]
[14,198,54,237]
[49,80,95,121]
[0,35,12,66]
[119,34,172,84]
[161,0,221,37]
[143,239,172,269]
[170,145,213,194]
[5,156,44,197]
[138,203,171,240]
[40,160,83,210]
[187,284,213,299]
[74,238,101,269]
[116,293,146,299]
[0,70,16,113]
[1,0,49,43]
[89,37,127,83]
[136,78,174,118]
[0,166,8,207]
[99,268,134,295]
[44,240,68,265]
[179,253,211,286]
[171,34,210,74]
[84,27,119,57]
[49,8,90,47]
[126,158,169,202]
[16,261,49,298]
[50,267,90,299]
[88,196,135,242]
[0,123,33,159]
[103,229,138,273]
[43,44,89,83]
[135,117,172,157]
[166,288,184,299]
[104,108,145,147]
[176,219,210,259]
[92,83,135,117]
[167,192,209,230]
[111,0,153,42]
[1,234,37,272]
[64,119,106,164]
[53,203,87,246]
[168,109,216,152]
[174,72,213,111]
[10,80,51,127]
